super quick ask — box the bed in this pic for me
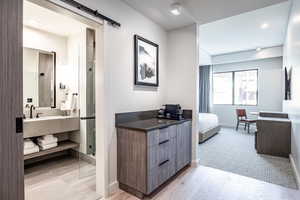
[198,113,221,143]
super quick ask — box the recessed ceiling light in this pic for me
[261,23,269,29]
[170,3,182,16]
[256,47,262,51]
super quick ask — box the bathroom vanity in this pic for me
[116,110,192,198]
[24,116,79,138]
[22,46,82,162]
[23,115,80,160]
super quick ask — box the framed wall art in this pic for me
[134,35,159,87]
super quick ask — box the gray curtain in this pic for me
[199,65,211,113]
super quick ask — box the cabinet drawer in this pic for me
[148,125,177,147]
[159,127,169,143]
[147,159,176,194]
[148,138,176,170]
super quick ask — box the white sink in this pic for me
[24,116,80,138]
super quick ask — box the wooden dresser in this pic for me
[116,111,192,198]
[256,112,291,158]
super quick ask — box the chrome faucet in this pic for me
[25,104,36,119]
[29,105,36,119]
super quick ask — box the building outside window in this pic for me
[213,69,258,105]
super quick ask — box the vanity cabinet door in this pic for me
[176,121,192,172]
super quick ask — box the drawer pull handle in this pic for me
[159,139,169,145]
[159,159,169,167]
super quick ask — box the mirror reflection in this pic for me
[23,47,56,108]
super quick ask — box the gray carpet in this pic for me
[198,127,298,189]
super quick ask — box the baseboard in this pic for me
[290,154,300,189]
[109,181,119,195]
[191,159,200,167]
[220,124,257,132]
[219,123,234,128]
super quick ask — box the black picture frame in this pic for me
[51,51,56,109]
[134,35,159,87]
[284,66,292,100]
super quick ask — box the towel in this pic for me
[24,146,39,155]
[39,143,58,151]
[71,94,78,112]
[41,135,55,140]
[24,139,35,149]
[37,137,58,146]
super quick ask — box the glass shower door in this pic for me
[78,28,96,182]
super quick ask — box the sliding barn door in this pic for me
[0,0,24,199]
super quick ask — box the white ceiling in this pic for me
[183,0,288,25]
[24,1,87,37]
[122,0,194,30]
[199,1,291,55]
[122,0,288,30]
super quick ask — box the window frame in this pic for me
[212,71,234,105]
[212,69,258,106]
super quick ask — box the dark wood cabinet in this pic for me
[117,121,192,198]
[256,117,291,158]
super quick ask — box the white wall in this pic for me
[212,46,283,65]
[23,26,68,66]
[23,26,68,109]
[211,57,283,127]
[166,24,199,162]
[199,48,212,66]
[283,0,300,183]
[104,9,167,193]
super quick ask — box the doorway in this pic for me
[198,1,297,189]
[22,0,106,199]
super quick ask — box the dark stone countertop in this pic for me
[116,118,192,132]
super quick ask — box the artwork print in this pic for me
[134,35,159,86]
[285,66,292,100]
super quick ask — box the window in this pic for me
[213,72,233,104]
[213,69,258,105]
[234,70,258,105]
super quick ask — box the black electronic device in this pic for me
[157,104,183,120]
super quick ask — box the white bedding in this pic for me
[199,113,219,133]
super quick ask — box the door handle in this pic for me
[16,117,23,133]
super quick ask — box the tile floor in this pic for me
[25,156,100,200]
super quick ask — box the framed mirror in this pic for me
[23,47,56,108]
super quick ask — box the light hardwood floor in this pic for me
[24,156,299,200]
[109,165,300,200]
[25,156,100,200]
